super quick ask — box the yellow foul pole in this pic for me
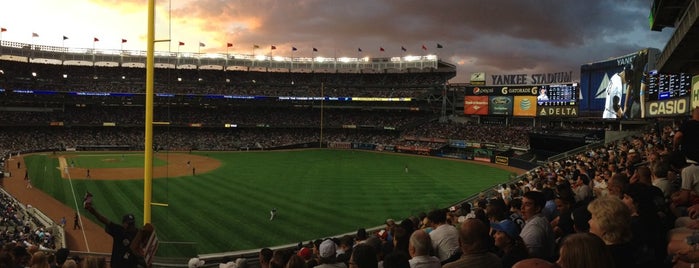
[143,0,155,224]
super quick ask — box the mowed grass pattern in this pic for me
[25,149,512,256]
[68,153,168,169]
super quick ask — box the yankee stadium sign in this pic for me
[490,71,573,85]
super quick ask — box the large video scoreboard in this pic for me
[646,72,691,101]
[536,83,577,106]
[462,83,579,117]
[643,72,692,118]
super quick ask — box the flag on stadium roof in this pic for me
[199,42,205,47]
[227,43,233,47]
[63,36,69,40]
[32,32,39,37]
[178,41,185,46]
[437,43,443,48]
[422,45,427,50]
[93,37,99,42]
[253,44,260,49]
[0,27,6,32]
[379,47,384,52]
[292,47,297,51]
[271,45,277,50]
[313,48,318,52]
[401,46,407,52]
[122,39,128,43]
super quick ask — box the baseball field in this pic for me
[20,149,517,257]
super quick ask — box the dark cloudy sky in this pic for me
[0,0,674,83]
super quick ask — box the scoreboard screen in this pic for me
[536,83,577,106]
[646,72,691,101]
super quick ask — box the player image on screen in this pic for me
[603,66,631,119]
[537,87,549,102]
[624,50,649,119]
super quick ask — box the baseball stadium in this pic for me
[2,1,699,268]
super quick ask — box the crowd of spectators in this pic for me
[0,59,449,98]
[0,119,536,153]
[0,106,434,129]
[402,121,532,148]
[0,190,56,252]
[219,108,698,268]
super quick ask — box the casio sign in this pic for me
[648,98,687,116]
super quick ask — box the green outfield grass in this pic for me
[65,153,168,168]
[24,149,513,257]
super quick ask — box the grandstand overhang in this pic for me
[654,0,699,73]
[0,40,452,74]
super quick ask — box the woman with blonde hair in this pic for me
[30,251,50,268]
[80,256,106,268]
[587,195,633,268]
[557,233,614,268]
[61,259,78,268]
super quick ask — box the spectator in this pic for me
[491,219,528,268]
[407,230,440,268]
[29,251,50,268]
[519,191,555,261]
[316,239,347,268]
[383,252,410,268]
[511,258,557,268]
[442,219,501,268]
[556,233,614,268]
[622,183,666,266]
[587,196,633,268]
[349,244,377,268]
[392,219,415,256]
[427,209,459,262]
[85,202,139,268]
[286,255,308,268]
[260,248,274,268]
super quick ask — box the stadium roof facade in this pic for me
[0,40,456,75]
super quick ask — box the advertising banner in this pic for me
[495,156,509,166]
[489,96,514,115]
[464,96,489,115]
[464,86,539,96]
[513,96,537,117]
[473,148,493,163]
[644,96,691,117]
[536,106,579,117]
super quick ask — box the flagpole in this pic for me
[30,33,36,62]
[269,46,273,70]
[225,44,229,72]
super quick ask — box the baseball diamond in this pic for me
[5,149,521,256]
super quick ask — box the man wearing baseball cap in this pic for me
[86,200,139,268]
